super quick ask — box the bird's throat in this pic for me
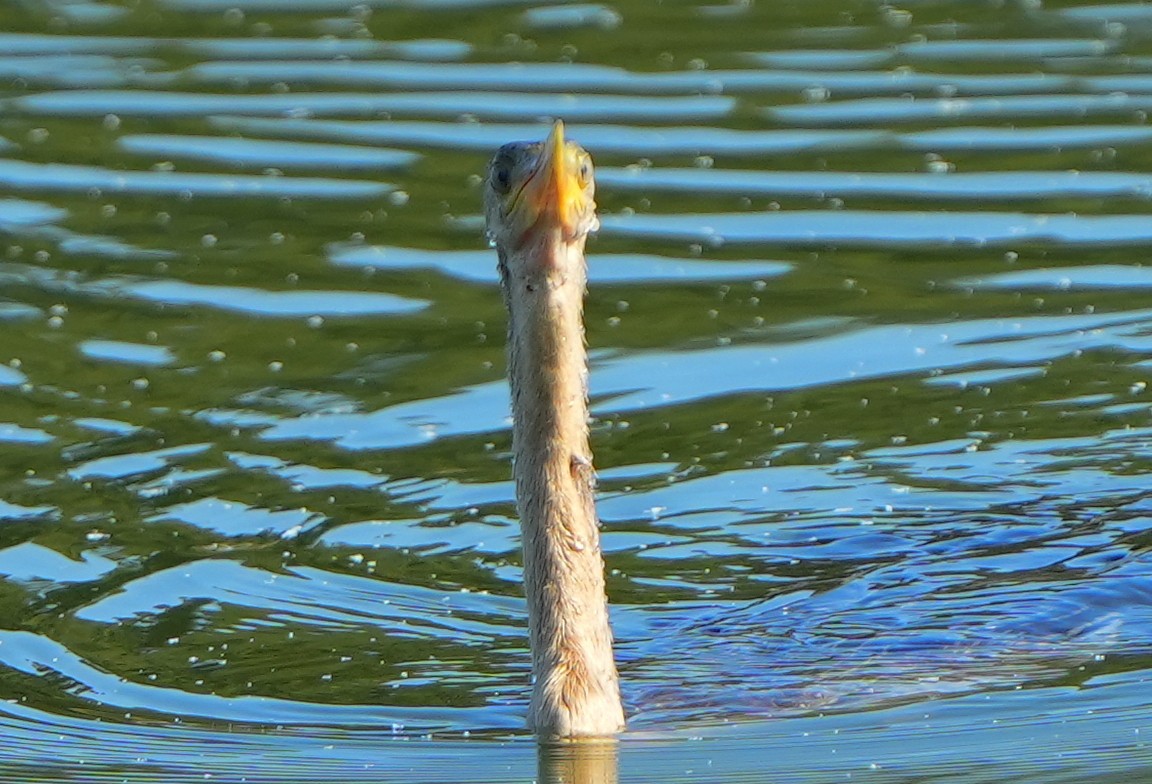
[502,236,625,737]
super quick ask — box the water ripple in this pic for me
[119,134,419,170]
[183,59,1074,96]
[212,116,892,154]
[0,159,391,198]
[13,90,736,121]
[0,32,472,59]
[124,280,428,317]
[599,167,1152,201]
[601,210,1152,246]
[771,94,1152,126]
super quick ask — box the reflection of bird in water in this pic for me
[483,121,626,737]
[539,739,619,784]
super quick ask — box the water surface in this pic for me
[0,0,1150,781]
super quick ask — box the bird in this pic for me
[482,121,626,737]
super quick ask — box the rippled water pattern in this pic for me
[0,0,1151,780]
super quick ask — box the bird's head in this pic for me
[483,121,598,271]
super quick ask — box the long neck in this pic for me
[501,234,625,737]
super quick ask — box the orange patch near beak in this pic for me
[522,121,585,236]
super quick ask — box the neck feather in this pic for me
[501,233,624,737]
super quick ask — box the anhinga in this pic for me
[483,121,626,737]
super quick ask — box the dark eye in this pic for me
[490,145,522,194]
[494,163,513,193]
[577,154,593,186]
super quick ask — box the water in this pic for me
[0,0,1151,780]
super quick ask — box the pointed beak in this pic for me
[521,120,585,236]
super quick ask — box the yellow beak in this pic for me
[521,120,584,236]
